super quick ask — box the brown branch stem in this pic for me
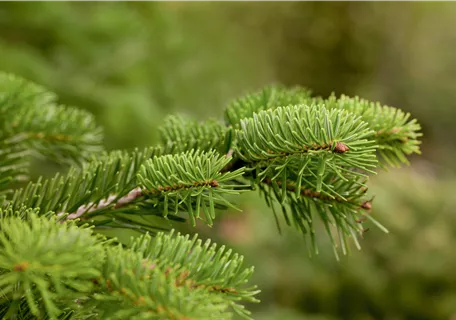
[58,187,143,221]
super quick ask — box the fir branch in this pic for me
[8,104,104,165]
[0,209,255,319]
[4,148,247,232]
[0,72,103,165]
[324,94,422,167]
[137,150,249,227]
[235,105,377,196]
[227,84,422,168]
[130,230,260,318]
[4,147,164,230]
[95,244,231,320]
[0,211,105,319]
[259,174,383,258]
[0,74,424,319]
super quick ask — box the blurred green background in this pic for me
[1,2,455,320]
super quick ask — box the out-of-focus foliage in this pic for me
[0,2,271,151]
[1,2,455,320]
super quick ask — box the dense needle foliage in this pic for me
[0,73,421,319]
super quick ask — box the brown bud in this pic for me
[334,142,350,153]
[13,261,29,272]
[361,201,372,210]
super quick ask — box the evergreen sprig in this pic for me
[259,173,382,258]
[5,148,247,232]
[225,85,422,168]
[4,147,180,234]
[131,230,259,318]
[0,208,257,320]
[8,104,103,164]
[138,150,248,227]
[0,73,103,165]
[6,147,158,217]
[96,245,230,320]
[0,74,423,319]
[324,94,422,167]
[0,211,105,319]
[235,105,377,196]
